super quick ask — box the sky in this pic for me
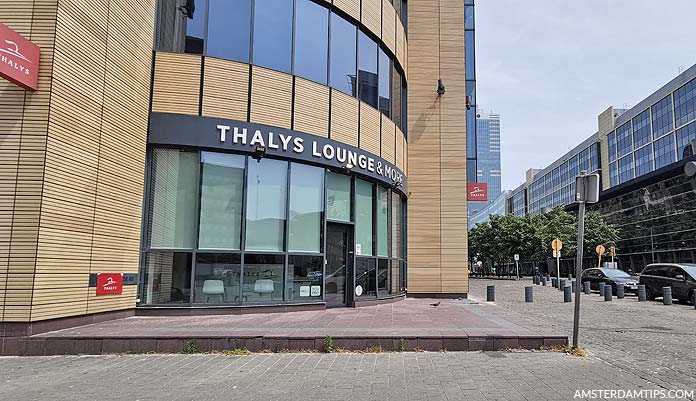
[475,0,696,190]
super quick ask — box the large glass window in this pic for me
[466,108,477,158]
[378,48,391,117]
[654,133,676,169]
[329,14,357,96]
[652,95,673,138]
[355,257,376,297]
[377,259,389,295]
[609,161,618,187]
[391,194,402,259]
[184,0,207,54]
[616,122,632,158]
[677,121,696,159]
[207,0,251,62]
[358,31,378,108]
[464,5,475,30]
[253,0,293,73]
[287,255,323,301]
[617,155,634,184]
[632,109,651,149]
[465,30,475,80]
[635,145,653,177]
[607,131,617,163]
[193,253,241,304]
[377,186,389,257]
[245,158,288,251]
[294,0,329,84]
[392,68,402,129]
[142,252,192,304]
[674,79,696,128]
[242,254,284,302]
[355,179,374,256]
[198,152,245,250]
[288,164,324,253]
[147,149,198,249]
[326,172,351,222]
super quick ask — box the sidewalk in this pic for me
[2,298,567,355]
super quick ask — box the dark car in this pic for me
[639,263,696,304]
[581,268,640,293]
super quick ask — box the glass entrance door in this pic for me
[325,223,353,307]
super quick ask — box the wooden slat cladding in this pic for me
[407,0,468,295]
[396,21,407,77]
[359,103,381,156]
[151,52,201,115]
[361,0,381,39]
[381,0,396,54]
[250,66,293,129]
[294,78,329,138]
[333,0,360,21]
[1,0,154,323]
[381,115,395,164]
[0,0,58,322]
[202,57,249,122]
[395,127,405,171]
[330,89,359,147]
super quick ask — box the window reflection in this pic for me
[356,257,376,297]
[253,0,293,73]
[245,158,288,251]
[294,0,329,84]
[287,255,323,301]
[378,49,391,116]
[358,31,378,108]
[207,0,251,62]
[330,14,357,96]
[243,254,284,302]
[184,0,206,54]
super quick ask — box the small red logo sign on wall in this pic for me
[0,22,40,90]
[96,273,123,296]
[467,182,488,201]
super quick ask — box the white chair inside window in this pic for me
[202,280,225,303]
[254,279,275,300]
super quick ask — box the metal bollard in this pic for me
[541,277,547,286]
[598,282,605,296]
[563,285,572,302]
[535,276,540,285]
[604,284,613,301]
[551,277,558,288]
[525,286,534,303]
[559,279,566,291]
[487,285,495,302]
[616,284,624,299]
[662,287,672,305]
[583,281,591,294]
[638,285,646,302]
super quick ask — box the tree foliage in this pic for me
[469,207,620,266]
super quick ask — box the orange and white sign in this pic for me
[467,182,488,201]
[0,22,40,90]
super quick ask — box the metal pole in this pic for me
[515,260,519,279]
[572,200,586,349]
[556,255,560,283]
[598,253,601,268]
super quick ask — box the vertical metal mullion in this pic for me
[326,4,332,87]
[189,150,202,305]
[284,161,292,301]
[291,0,296,76]
[321,170,327,303]
[202,0,210,55]
[249,0,256,64]
[240,156,250,304]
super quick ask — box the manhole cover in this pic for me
[641,326,673,331]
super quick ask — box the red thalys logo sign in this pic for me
[96,273,123,296]
[467,182,488,201]
[0,22,40,90]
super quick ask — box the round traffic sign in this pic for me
[552,239,563,251]
[596,245,606,255]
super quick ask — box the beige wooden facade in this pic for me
[0,0,471,324]
[0,0,155,323]
[407,0,469,295]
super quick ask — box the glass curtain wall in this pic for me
[154,0,407,131]
[141,149,407,306]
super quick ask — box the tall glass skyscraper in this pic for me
[469,111,502,214]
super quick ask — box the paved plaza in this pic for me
[1,279,694,400]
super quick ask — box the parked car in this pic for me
[638,263,696,304]
[581,268,640,293]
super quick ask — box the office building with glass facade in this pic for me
[2,0,472,330]
[500,64,696,273]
